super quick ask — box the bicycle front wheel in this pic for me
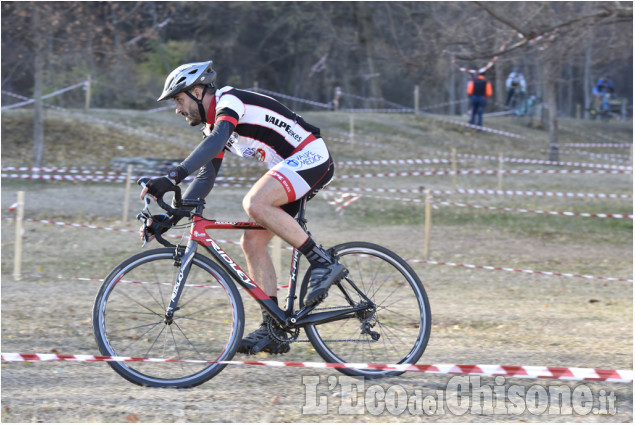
[93,248,244,388]
[300,242,431,378]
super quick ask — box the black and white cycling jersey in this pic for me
[204,86,322,169]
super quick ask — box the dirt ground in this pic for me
[1,176,633,422]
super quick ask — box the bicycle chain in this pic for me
[267,305,379,344]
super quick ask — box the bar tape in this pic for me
[1,353,631,383]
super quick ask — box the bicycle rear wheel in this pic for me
[93,248,244,388]
[300,242,431,378]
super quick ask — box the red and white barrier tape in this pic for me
[422,113,527,139]
[4,154,627,174]
[451,153,631,171]
[434,200,633,219]
[5,218,631,283]
[0,173,258,183]
[405,258,632,282]
[1,166,123,174]
[559,124,632,146]
[1,82,89,110]
[0,218,240,246]
[337,168,631,180]
[1,353,631,383]
[254,88,331,109]
[323,192,362,214]
[563,142,632,149]
[326,191,633,220]
[2,90,68,112]
[328,186,631,200]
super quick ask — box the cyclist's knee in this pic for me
[241,229,273,254]
[242,194,265,222]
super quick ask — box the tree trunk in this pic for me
[495,60,505,107]
[544,73,559,162]
[583,45,592,119]
[449,61,456,115]
[353,3,383,108]
[567,63,574,117]
[32,8,44,167]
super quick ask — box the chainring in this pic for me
[266,317,300,344]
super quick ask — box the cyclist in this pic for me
[505,68,527,107]
[592,75,614,111]
[140,60,348,355]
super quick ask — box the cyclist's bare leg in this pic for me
[241,229,277,298]
[242,176,310,249]
[243,174,348,307]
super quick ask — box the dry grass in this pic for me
[1,107,632,422]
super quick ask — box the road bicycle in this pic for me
[93,180,431,388]
[512,94,538,126]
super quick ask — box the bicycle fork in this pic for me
[164,240,197,324]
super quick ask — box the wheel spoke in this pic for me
[304,243,430,378]
[94,250,243,388]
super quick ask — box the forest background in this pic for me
[1,1,633,165]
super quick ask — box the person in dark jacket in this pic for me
[466,72,493,128]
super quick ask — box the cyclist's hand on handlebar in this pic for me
[139,213,173,244]
[140,176,177,201]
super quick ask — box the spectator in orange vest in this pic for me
[466,72,493,128]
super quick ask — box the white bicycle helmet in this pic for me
[157,60,217,101]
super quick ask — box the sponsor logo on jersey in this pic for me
[265,114,303,142]
[295,150,323,167]
[241,147,257,157]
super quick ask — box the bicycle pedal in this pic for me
[250,336,273,354]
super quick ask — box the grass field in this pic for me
[1,107,632,422]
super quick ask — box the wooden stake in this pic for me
[13,191,25,280]
[122,165,133,224]
[451,148,457,193]
[414,85,420,115]
[85,75,92,109]
[349,115,355,141]
[423,189,432,259]
[498,156,504,191]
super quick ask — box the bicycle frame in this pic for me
[164,198,371,330]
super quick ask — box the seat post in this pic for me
[296,197,308,231]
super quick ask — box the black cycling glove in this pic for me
[145,176,177,199]
[147,213,174,236]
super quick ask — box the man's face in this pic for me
[173,91,202,126]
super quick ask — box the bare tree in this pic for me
[450,1,632,160]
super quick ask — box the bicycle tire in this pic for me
[93,248,244,388]
[299,242,431,378]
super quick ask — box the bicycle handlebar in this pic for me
[137,177,206,218]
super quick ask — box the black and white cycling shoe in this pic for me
[303,262,349,307]
[237,322,290,355]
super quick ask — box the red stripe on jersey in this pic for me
[217,115,238,127]
[206,95,217,123]
[291,134,317,155]
[267,170,296,202]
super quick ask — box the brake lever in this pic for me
[137,179,152,213]
[136,211,151,248]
